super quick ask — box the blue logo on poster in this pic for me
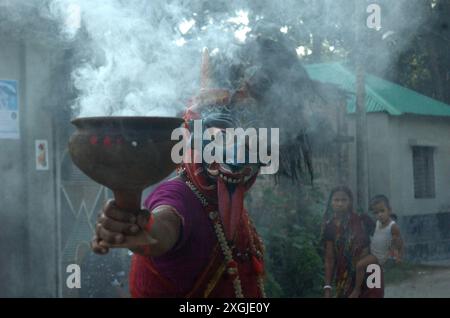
[0,80,18,111]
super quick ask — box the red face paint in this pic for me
[217,177,231,240]
[217,177,245,242]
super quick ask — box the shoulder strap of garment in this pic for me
[388,220,396,231]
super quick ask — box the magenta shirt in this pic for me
[143,178,216,294]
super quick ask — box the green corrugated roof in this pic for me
[305,62,450,117]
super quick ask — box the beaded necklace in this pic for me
[181,171,266,298]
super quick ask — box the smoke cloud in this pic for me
[0,0,440,298]
[0,0,432,119]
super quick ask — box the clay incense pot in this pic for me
[68,116,183,211]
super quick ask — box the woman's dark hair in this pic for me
[320,185,355,245]
[208,35,315,183]
[323,185,354,225]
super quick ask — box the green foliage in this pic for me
[248,178,327,297]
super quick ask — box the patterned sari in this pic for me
[323,212,371,298]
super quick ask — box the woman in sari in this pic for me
[322,186,382,298]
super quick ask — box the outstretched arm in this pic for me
[91,200,182,257]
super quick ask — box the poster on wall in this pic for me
[35,140,49,171]
[0,80,19,139]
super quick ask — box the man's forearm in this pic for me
[132,205,182,257]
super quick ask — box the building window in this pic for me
[412,146,435,198]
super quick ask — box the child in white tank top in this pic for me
[349,195,404,298]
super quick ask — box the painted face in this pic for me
[205,161,260,186]
[184,107,261,241]
[197,110,261,188]
[371,201,391,224]
[203,129,260,187]
[331,191,351,214]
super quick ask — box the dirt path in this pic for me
[385,267,450,298]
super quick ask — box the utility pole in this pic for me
[354,0,369,212]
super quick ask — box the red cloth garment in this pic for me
[323,212,384,298]
[129,179,263,298]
